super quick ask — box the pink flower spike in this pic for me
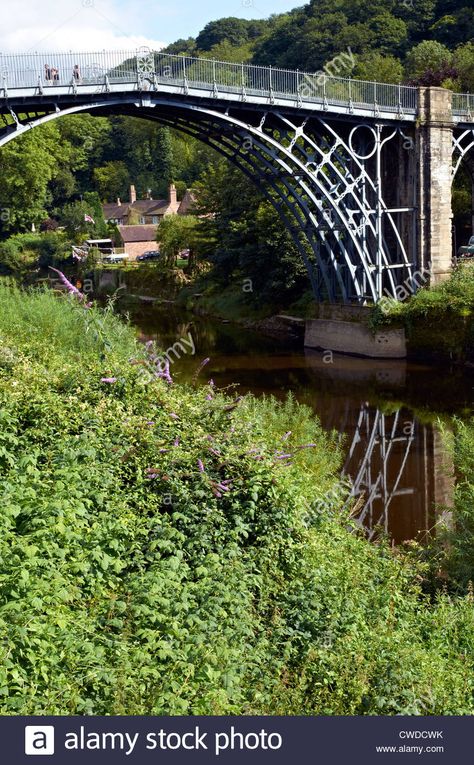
[197,459,205,473]
[282,431,292,441]
[100,377,117,384]
[49,267,86,301]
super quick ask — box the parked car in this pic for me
[102,253,129,264]
[457,235,474,257]
[137,250,161,262]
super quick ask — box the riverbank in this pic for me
[1,280,474,715]
[103,263,474,364]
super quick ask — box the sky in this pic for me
[0,0,300,54]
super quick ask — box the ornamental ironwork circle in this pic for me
[349,124,378,160]
[137,47,154,75]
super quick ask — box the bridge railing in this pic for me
[0,49,419,114]
[452,92,474,120]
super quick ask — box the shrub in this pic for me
[0,282,473,714]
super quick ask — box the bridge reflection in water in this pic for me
[122,302,458,545]
[304,352,455,543]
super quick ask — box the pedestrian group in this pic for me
[44,63,82,85]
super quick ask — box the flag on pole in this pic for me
[84,214,95,224]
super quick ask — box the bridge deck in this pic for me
[1,49,471,124]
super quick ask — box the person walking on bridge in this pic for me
[44,64,52,85]
[72,64,82,84]
[51,67,59,85]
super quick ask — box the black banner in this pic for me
[3,715,473,764]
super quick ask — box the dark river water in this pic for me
[126,302,474,544]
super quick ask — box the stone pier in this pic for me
[416,87,454,283]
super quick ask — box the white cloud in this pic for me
[0,0,166,53]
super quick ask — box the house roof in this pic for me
[178,190,196,215]
[118,225,158,243]
[103,198,173,220]
[103,202,130,220]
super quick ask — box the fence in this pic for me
[452,92,474,120]
[0,49,419,115]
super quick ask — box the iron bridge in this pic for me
[0,49,473,303]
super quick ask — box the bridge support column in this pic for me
[416,87,454,283]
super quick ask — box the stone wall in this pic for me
[305,319,406,358]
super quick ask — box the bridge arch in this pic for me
[0,96,416,303]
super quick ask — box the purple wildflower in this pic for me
[49,267,87,303]
[100,377,117,384]
[197,459,205,473]
[276,454,293,460]
[159,448,169,453]
[146,468,160,479]
[295,444,317,450]
[282,431,292,441]
[208,379,215,387]
[216,482,230,492]
[169,413,179,420]
[206,394,213,400]
[156,358,173,385]
[193,357,210,383]
[146,421,155,426]
[173,438,180,447]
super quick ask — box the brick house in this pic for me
[103,183,194,226]
[104,183,197,259]
[117,225,159,259]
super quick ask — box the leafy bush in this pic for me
[0,282,473,714]
[0,232,70,274]
[370,266,474,361]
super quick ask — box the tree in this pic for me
[196,18,251,51]
[93,161,130,201]
[59,200,106,242]
[354,52,404,84]
[405,40,453,81]
[453,42,474,92]
[156,214,200,271]
[0,123,63,236]
[163,38,196,56]
[192,159,309,306]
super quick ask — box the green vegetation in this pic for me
[0,282,473,714]
[370,265,474,362]
[0,1,472,317]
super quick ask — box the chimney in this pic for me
[129,184,137,204]
[117,197,121,206]
[168,183,177,206]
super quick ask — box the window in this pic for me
[139,216,146,224]
[152,216,159,224]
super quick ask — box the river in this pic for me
[125,302,474,545]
